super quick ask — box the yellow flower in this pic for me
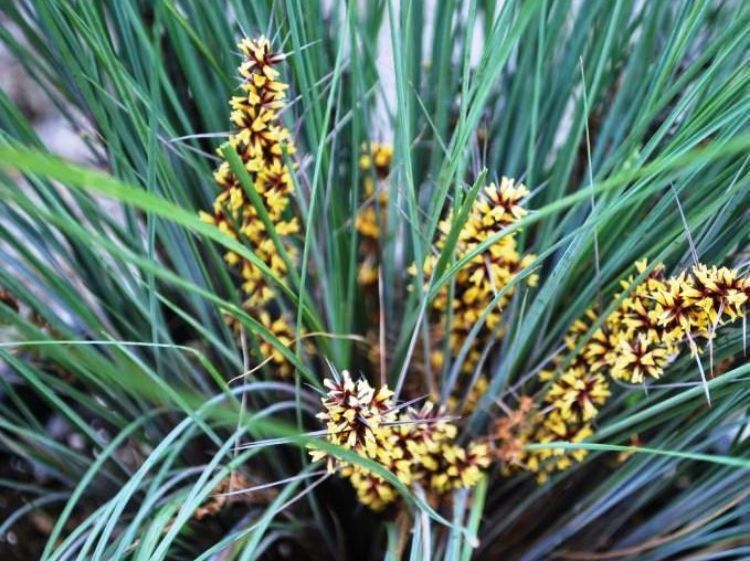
[545,367,610,422]
[237,36,287,79]
[516,410,595,481]
[691,264,750,324]
[429,441,490,493]
[519,259,749,482]
[397,402,458,475]
[650,276,696,337]
[255,159,294,219]
[309,371,396,470]
[359,142,393,186]
[347,466,398,511]
[356,207,381,239]
[611,334,671,383]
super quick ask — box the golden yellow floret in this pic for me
[429,441,491,493]
[255,311,295,378]
[545,367,610,422]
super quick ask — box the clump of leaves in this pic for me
[1,2,750,560]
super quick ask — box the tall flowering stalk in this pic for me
[356,171,538,415]
[414,178,538,410]
[200,37,298,375]
[494,261,750,481]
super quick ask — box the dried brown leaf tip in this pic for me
[0,288,20,314]
[194,472,276,520]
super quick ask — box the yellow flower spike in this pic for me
[409,176,536,379]
[311,375,489,510]
[199,35,298,319]
[518,260,749,482]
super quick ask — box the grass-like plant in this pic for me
[1,1,749,559]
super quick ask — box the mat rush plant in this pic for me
[1,3,750,561]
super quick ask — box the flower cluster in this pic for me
[403,178,537,415]
[256,310,295,378]
[570,260,750,387]
[423,179,538,375]
[495,260,750,481]
[199,37,298,376]
[310,371,489,510]
[356,142,393,287]
[353,154,536,418]
[199,40,750,500]
[309,370,397,468]
[610,262,749,381]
